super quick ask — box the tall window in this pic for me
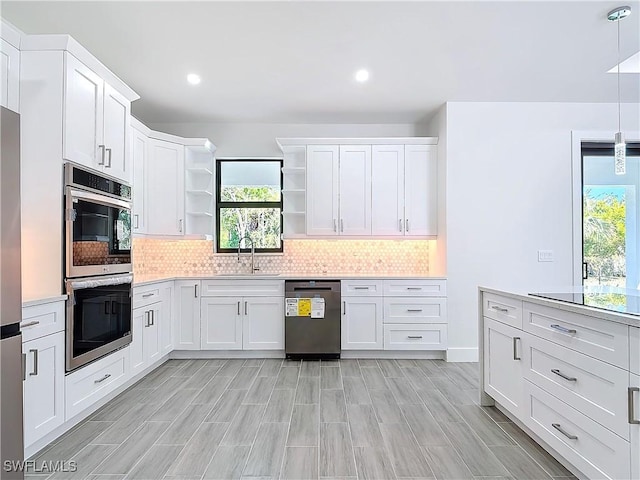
[216,159,283,253]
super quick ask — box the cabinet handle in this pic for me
[407,309,423,312]
[104,300,110,314]
[142,293,154,298]
[629,387,640,424]
[21,320,40,328]
[405,219,409,232]
[343,301,346,315]
[399,219,403,232]
[550,324,577,335]
[407,287,421,291]
[194,284,198,298]
[150,309,155,326]
[407,335,423,339]
[94,374,111,384]
[179,219,183,233]
[144,311,149,327]
[491,305,509,313]
[30,349,38,376]
[333,219,337,232]
[551,423,577,440]
[340,219,344,232]
[105,147,112,167]
[513,337,521,360]
[98,144,106,165]
[551,369,577,382]
[353,287,369,290]
[237,301,241,315]
[245,301,248,315]
[134,214,139,229]
[22,353,26,381]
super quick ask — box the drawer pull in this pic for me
[21,320,40,328]
[407,335,423,339]
[491,305,509,313]
[550,324,577,335]
[513,337,521,360]
[406,287,421,291]
[22,353,26,381]
[407,309,423,312]
[237,301,241,315]
[94,374,111,384]
[629,387,640,425]
[551,369,577,382]
[142,293,154,298]
[552,423,578,440]
[343,301,346,315]
[353,287,369,290]
[30,349,38,376]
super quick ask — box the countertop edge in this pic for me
[22,294,68,308]
[134,275,447,287]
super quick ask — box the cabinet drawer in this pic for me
[133,286,162,309]
[483,292,523,329]
[383,279,446,297]
[383,324,447,350]
[523,332,630,439]
[202,279,284,297]
[65,347,128,419]
[523,302,629,368]
[631,327,639,376]
[21,300,65,342]
[524,381,630,480]
[383,297,447,324]
[341,279,383,296]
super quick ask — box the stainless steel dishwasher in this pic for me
[285,280,341,359]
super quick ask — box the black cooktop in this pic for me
[529,289,640,316]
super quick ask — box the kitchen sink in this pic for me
[216,273,281,277]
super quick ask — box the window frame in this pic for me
[215,158,284,253]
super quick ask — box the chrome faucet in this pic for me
[238,235,259,274]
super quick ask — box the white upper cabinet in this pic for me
[63,53,131,181]
[339,145,371,235]
[306,145,339,235]
[371,145,405,236]
[405,145,437,236]
[146,138,185,236]
[131,125,147,234]
[0,38,20,113]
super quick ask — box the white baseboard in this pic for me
[170,350,285,359]
[341,350,446,360]
[446,347,479,362]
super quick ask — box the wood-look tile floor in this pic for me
[27,359,577,480]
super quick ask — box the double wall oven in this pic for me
[64,163,133,371]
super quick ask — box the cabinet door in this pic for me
[130,307,147,376]
[342,297,383,350]
[243,297,284,350]
[404,144,437,236]
[174,281,201,350]
[371,145,404,236]
[131,127,147,233]
[632,373,640,480]
[201,297,243,350]
[159,283,173,355]
[103,84,131,182]
[339,145,371,235]
[0,39,20,113]
[483,318,524,417]
[306,145,339,236]
[147,139,185,235]
[144,305,161,365]
[22,331,65,448]
[63,53,104,170]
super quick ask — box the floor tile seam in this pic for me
[278,364,304,478]
[453,404,517,449]
[342,387,372,480]
[486,444,554,480]
[193,439,223,480]
[395,400,437,480]
[88,423,155,477]
[238,390,281,477]
[86,420,150,475]
[399,403,451,448]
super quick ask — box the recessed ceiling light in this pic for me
[354,69,370,83]
[187,73,201,85]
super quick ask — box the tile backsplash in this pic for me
[133,238,431,277]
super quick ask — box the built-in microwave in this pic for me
[64,163,132,278]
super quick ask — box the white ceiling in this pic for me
[2,1,639,125]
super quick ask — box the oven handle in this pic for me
[67,274,133,291]
[67,187,131,211]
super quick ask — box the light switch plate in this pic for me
[538,250,554,262]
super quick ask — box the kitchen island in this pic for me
[479,286,640,480]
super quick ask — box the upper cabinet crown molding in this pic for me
[21,34,139,102]
[131,117,216,153]
[0,19,23,49]
[277,137,438,148]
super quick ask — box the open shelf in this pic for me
[187,189,213,196]
[282,167,305,175]
[187,211,213,217]
[282,211,305,216]
[281,189,305,194]
[187,167,213,175]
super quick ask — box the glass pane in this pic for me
[220,161,281,202]
[219,207,282,249]
[583,153,640,289]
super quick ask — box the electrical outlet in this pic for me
[538,250,554,262]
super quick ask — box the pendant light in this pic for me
[608,5,631,175]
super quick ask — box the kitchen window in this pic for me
[216,159,283,253]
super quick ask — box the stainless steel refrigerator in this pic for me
[1,106,24,479]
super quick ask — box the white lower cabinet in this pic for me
[631,373,640,480]
[200,296,284,350]
[22,331,65,449]
[483,318,524,417]
[383,324,447,350]
[130,304,161,376]
[174,280,201,350]
[341,297,383,350]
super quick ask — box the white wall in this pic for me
[433,101,640,361]
[147,122,421,157]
